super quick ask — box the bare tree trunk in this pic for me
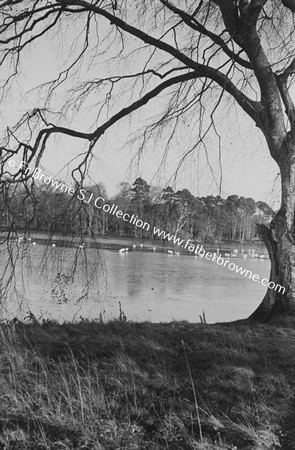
[175,210,188,236]
[250,142,295,320]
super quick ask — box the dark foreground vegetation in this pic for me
[1,318,295,449]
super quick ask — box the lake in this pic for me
[0,238,270,323]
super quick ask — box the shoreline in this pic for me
[0,231,267,257]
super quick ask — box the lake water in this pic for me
[0,239,270,324]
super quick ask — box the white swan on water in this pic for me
[167,250,180,255]
[119,247,129,253]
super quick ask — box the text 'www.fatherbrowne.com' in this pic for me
[153,227,285,294]
[10,159,284,294]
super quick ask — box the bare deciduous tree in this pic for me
[1,0,295,320]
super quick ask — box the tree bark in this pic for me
[250,137,295,320]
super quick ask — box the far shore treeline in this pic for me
[0,177,274,243]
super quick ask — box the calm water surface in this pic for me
[0,243,270,323]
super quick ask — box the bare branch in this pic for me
[276,74,295,127]
[57,0,262,125]
[11,71,204,176]
[159,0,252,70]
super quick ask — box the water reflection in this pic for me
[0,243,270,324]
[105,250,270,323]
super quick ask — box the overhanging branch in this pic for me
[57,0,261,125]
[26,71,202,167]
[23,66,263,173]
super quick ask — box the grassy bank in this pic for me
[0,318,295,449]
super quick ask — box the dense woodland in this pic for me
[0,177,274,243]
